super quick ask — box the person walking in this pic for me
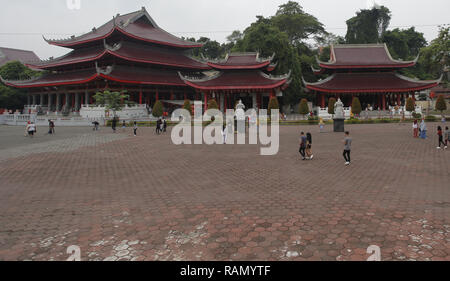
[27,122,37,138]
[111,117,117,133]
[133,121,138,137]
[50,120,55,134]
[419,119,427,139]
[122,120,126,132]
[299,132,307,160]
[92,121,99,131]
[222,124,227,144]
[319,118,324,133]
[343,131,352,166]
[163,117,167,133]
[437,126,445,149]
[445,126,449,149]
[156,118,162,135]
[25,120,31,137]
[306,132,314,160]
[412,120,418,138]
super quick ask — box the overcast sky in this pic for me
[0,0,448,59]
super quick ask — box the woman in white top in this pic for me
[27,122,36,137]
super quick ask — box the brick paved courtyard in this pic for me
[0,123,448,261]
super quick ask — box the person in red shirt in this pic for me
[437,126,445,149]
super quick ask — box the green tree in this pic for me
[93,90,132,117]
[405,97,415,113]
[268,97,279,116]
[234,17,304,105]
[183,99,191,114]
[191,37,225,59]
[407,26,449,85]
[152,100,164,118]
[345,6,391,44]
[226,30,243,44]
[383,27,427,60]
[0,61,41,110]
[328,97,336,115]
[0,61,39,80]
[272,1,326,45]
[351,97,362,116]
[298,98,309,119]
[435,94,447,115]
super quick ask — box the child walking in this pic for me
[133,121,138,137]
[343,131,352,166]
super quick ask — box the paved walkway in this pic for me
[0,123,448,261]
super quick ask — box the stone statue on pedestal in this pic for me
[334,98,344,119]
[333,98,345,132]
[235,100,246,133]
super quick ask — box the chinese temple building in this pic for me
[1,8,206,115]
[303,44,442,111]
[0,7,290,116]
[180,52,291,112]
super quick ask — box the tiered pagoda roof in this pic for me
[43,7,201,49]
[26,41,208,70]
[0,47,40,67]
[304,44,440,93]
[207,53,276,70]
[181,52,290,92]
[315,44,418,72]
[303,72,442,93]
[1,7,206,89]
[0,64,186,88]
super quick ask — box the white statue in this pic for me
[334,98,344,119]
[235,100,246,121]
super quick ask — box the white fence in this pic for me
[314,106,423,120]
[80,104,148,119]
[0,114,103,127]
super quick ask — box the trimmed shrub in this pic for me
[425,115,437,122]
[412,112,422,119]
[152,100,163,117]
[328,97,336,115]
[351,97,362,116]
[183,99,191,114]
[207,98,218,110]
[435,94,447,113]
[298,98,309,118]
[405,97,415,112]
[268,97,279,116]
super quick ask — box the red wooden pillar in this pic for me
[320,93,325,108]
[382,94,386,110]
[397,94,401,106]
[156,89,159,101]
[222,93,228,109]
[204,91,208,112]
[72,94,75,109]
[412,92,415,102]
[170,90,174,100]
[139,88,143,104]
[184,92,187,100]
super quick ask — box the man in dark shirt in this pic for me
[343,131,352,166]
[299,132,307,160]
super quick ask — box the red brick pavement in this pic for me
[0,123,448,261]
